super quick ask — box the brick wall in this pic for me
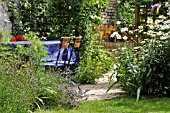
[101,0,117,26]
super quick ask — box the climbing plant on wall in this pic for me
[116,0,135,28]
[4,0,107,41]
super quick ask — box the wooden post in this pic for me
[134,0,140,45]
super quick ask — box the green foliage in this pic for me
[108,39,170,98]
[108,43,144,97]
[140,2,170,96]
[3,0,113,85]
[0,30,13,42]
[4,0,107,41]
[141,39,170,96]
[0,32,81,112]
[0,32,49,112]
[116,0,135,28]
[75,37,113,84]
[36,97,170,113]
[17,32,48,63]
[108,38,170,100]
[137,0,153,5]
[4,0,110,84]
[0,46,42,113]
[108,1,170,100]
[34,70,81,109]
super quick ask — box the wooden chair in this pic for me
[40,37,81,89]
[41,37,71,68]
[66,36,82,90]
[56,37,71,66]
[68,36,82,66]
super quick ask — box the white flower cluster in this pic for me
[110,20,135,42]
[120,27,128,33]
[110,32,121,40]
[144,1,169,41]
[146,14,170,40]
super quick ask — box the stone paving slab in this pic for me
[77,71,126,101]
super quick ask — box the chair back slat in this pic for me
[67,36,82,67]
[56,37,71,67]
[59,37,71,49]
[61,43,69,48]
[74,37,82,43]
[73,37,82,48]
[73,43,80,48]
[60,37,71,42]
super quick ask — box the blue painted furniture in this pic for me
[4,41,77,62]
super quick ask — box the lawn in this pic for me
[35,96,170,113]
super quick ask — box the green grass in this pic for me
[35,96,170,113]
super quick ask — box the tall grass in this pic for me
[0,46,40,113]
[0,32,82,112]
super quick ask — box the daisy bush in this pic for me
[108,1,170,99]
[141,1,170,96]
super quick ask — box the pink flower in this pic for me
[151,4,161,12]
[3,19,11,23]
[36,31,40,35]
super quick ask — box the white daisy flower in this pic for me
[121,27,128,33]
[122,36,128,40]
[116,34,122,39]
[116,21,121,25]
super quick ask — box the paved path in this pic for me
[78,71,126,101]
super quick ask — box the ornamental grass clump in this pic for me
[34,71,82,110]
[0,46,40,113]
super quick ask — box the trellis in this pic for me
[133,0,168,43]
[135,0,167,31]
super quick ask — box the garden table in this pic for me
[1,41,77,62]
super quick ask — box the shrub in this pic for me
[108,1,170,100]
[34,70,82,110]
[107,43,144,99]
[5,0,107,40]
[141,39,170,96]
[140,1,170,96]
[0,32,82,112]
[75,36,113,84]
[0,46,41,113]
[116,0,135,28]
[107,39,170,99]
